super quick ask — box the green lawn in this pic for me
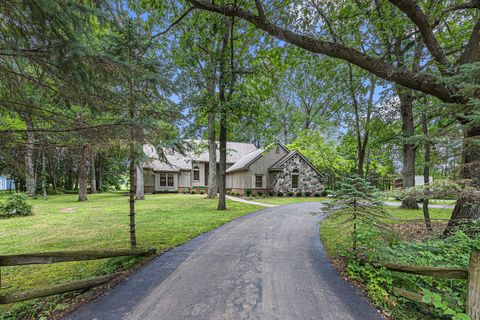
[320,206,453,257]
[0,192,261,319]
[249,196,330,205]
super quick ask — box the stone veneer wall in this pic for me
[271,154,323,194]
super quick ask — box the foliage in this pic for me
[321,175,387,252]
[245,189,252,197]
[277,191,283,197]
[0,193,32,217]
[296,191,302,197]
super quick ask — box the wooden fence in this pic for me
[371,249,479,320]
[0,248,156,304]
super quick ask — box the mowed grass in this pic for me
[0,192,260,318]
[250,196,330,205]
[320,206,453,257]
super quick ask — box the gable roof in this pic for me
[226,148,265,173]
[269,150,323,177]
[225,143,290,173]
[190,140,258,163]
[142,141,258,172]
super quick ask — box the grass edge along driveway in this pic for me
[0,192,261,320]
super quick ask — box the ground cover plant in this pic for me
[0,192,260,319]
[320,179,479,320]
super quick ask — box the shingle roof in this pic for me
[142,141,258,172]
[190,140,258,163]
[226,148,265,173]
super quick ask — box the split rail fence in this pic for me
[0,248,156,304]
[370,249,479,320]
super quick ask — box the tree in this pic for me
[321,175,387,253]
[180,0,480,226]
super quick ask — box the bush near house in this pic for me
[257,191,263,197]
[245,189,252,197]
[305,191,311,197]
[190,190,196,194]
[277,191,283,197]
[288,191,294,196]
[296,191,302,197]
[0,193,32,217]
[314,192,321,197]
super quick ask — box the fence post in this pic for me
[467,249,480,320]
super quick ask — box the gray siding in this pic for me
[246,146,288,188]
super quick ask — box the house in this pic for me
[142,141,323,195]
[0,174,15,191]
[394,175,433,189]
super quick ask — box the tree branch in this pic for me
[185,0,459,103]
[444,0,480,13]
[255,0,266,21]
[152,7,196,38]
[458,18,480,64]
[388,0,449,66]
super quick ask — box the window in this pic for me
[160,173,174,187]
[255,175,263,188]
[160,174,167,186]
[193,166,200,181]
[292,169,299,188]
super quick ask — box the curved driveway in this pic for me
[67,203,383,320]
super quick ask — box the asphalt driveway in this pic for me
[66,202,383,320]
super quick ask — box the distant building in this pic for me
[0,175,15,191]
[394,175,433,189]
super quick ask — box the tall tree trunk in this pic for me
[23,113,36,196]
[90,150,97,194]
[78,146,88,202]
[129,140,137,246]
[444,123,480,235]
[207,112,217,198]
[421,111,433,232]
[217,18,231,211]
[97,154,103,192]
[217,113,227,210]
[399,90,419,209]
[136,163,144,200]
[41,151,47,200]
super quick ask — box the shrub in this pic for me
[296,191,303,197]
[226,191,231,195]
[183,190,189,194]
[305,191,311,197]
[0,193,32,217]
[268,191,274,196]
[277,191,283,197]
[199,190,205,195]
[322,190,329,197]
[257,191,263,197]
[288,191,294,197]
[314,192,321,197]
[191,190,196,194]
[245,189,252,197]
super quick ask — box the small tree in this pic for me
[321,175,387,254]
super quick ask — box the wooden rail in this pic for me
[377,262,468,279]
[0,274,117,304]
[381,249,479,320]
[0,248,156,266]
[0,248,156,304]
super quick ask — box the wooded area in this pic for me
[0,0,479,318]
